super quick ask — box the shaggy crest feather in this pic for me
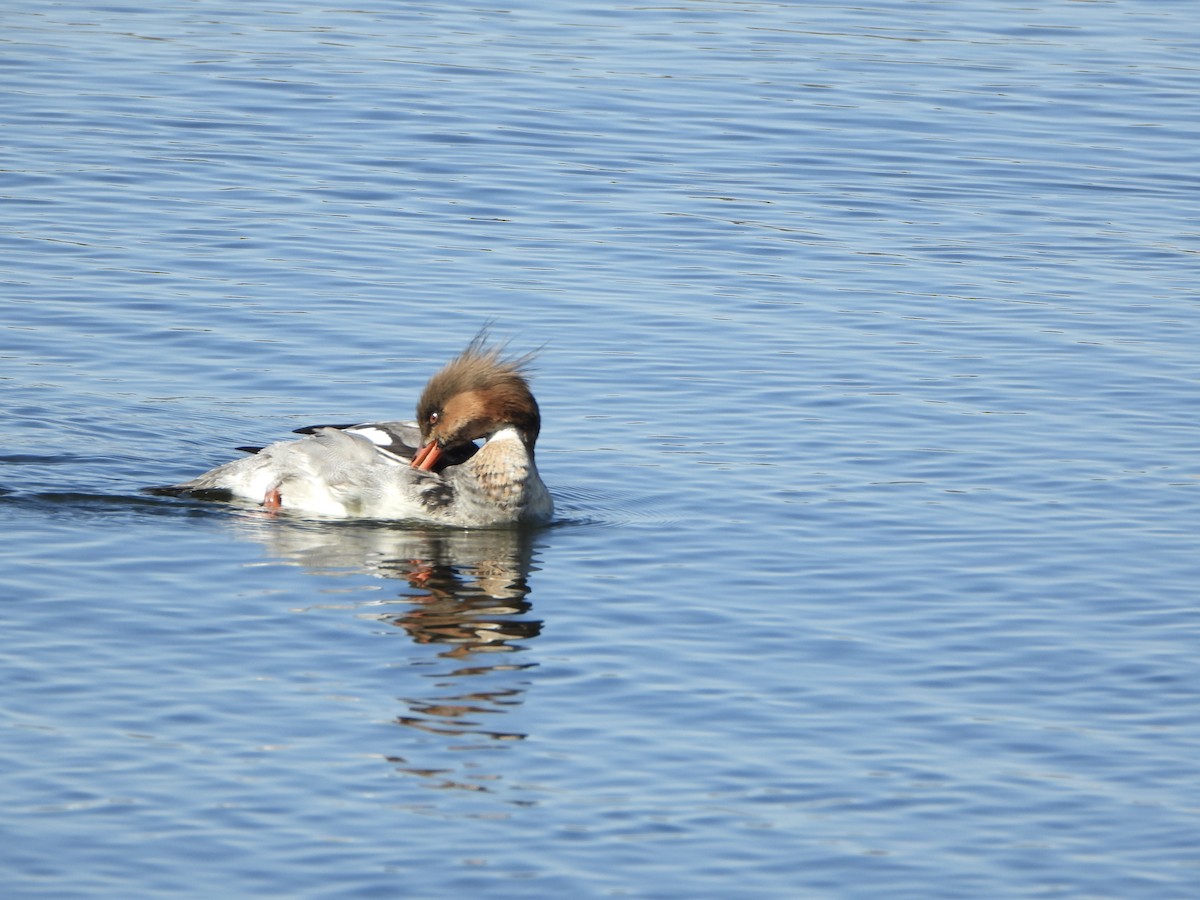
[417,332,540,444]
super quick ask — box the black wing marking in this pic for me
[293,422,421,461]
[293,423,359,435]
[292,421,481,469]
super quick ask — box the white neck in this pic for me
[484,426,522,445]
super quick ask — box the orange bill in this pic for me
[412,441,442,471]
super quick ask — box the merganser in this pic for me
[164,335,553,526]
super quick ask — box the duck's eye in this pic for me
[428,411,439,426]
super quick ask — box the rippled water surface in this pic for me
[3,1,1199,897]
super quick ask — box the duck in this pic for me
[164,334,553,526]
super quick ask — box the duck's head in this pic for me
[411,335,541,472]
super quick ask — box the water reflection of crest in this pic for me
[232,516,547,792]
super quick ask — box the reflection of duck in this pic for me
[164,333,553,526]
[370,530,542,656]
[240,518,545,760]
[244,519,543,657]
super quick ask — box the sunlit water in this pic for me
[3,1,1199,897]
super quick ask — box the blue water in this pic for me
[4,1,1200,896]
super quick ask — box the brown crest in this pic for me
[417,331,541,448]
